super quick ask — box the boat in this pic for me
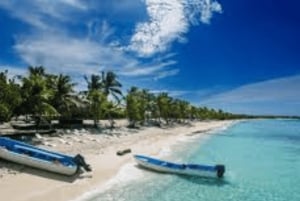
[134,155,225,178]
[0,137,91,176]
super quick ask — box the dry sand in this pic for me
[0,120,234,201]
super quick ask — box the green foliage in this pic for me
[0,70,22,121]
[49,74,80,118]
[0,103,10,122]
[156,93,172,124]
[0,67,248,124]
[101,71,123,102]
[84,74,102,91]
[87,89,107,127]
[126,87,143,127]
[84,71,123,127]
[18,66,58,117]
[84,71,123,102]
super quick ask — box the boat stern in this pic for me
[215,164,225,178]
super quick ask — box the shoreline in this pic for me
[0,120,235,201]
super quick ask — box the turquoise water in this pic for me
[86,120,300,201]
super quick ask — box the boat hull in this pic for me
[0,137,79,175]
[0,148,77,175]
[134,155,225,178]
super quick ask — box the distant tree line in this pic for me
[0,66,278,127]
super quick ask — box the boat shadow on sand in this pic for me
[135,164,230,187]
[0,159,91,183]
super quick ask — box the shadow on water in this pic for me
[0,159,90,183]
[177,174,230,187]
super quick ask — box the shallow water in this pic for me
[85,119,300,201]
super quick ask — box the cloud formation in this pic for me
[0,0,221,90]
[14,33,129,75]
[0,0,87,30]
[199,75,300,115]
[129,0,222,57]
[13,32,178,81]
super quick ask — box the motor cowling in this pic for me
[216,164,225,178]
[74,154,92,172]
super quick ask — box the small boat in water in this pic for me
[134,155,225,178]
[0,137,91,176]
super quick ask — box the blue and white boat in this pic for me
[134,155,225,178]
[0,137,91,176]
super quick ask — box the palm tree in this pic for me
[0,70,21,122]
[18,67,57,121]
[50,74,79,118]
[179,100,190,122]
[170,99,182,121]
[100,71,123,128]
[87,89,106,127]
[156,93,172,124]
[84,71,123,102]
[126,87,142,128]
[100,71,123,102]
[84,74,102,127]
[84,74,102,91]
[28,66,46,77]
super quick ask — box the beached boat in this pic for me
[0,137,91,176]
[134,155,225,178]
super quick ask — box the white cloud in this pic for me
[14,33,135,75]
[129,0,188,57]
[199,75,300,115]
[0,0,87,30]
[128,0,222,57]
[13,31,178,84]
[1,0,213,88]
[60,0,87,10]
[120,60,177,76]
[154,68,180,80]
[202,75,300,104]
[0,65,27,78]
[87,20,114,42]
[185,0,222,24]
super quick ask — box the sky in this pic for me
[0,0,299,116]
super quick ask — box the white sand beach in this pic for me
[0,120,233,201]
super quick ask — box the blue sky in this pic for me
[0,0,299,116]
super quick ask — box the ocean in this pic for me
[82,119,300,201]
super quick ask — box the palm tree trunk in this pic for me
[93,117,98,128]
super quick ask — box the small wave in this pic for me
[177,136,195,142]
[72,163,146,201]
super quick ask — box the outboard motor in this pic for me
[74,154,92,172]
[216,164,225,178]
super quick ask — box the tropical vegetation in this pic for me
[0,66,245,126]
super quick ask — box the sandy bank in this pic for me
[0,120,234,201]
